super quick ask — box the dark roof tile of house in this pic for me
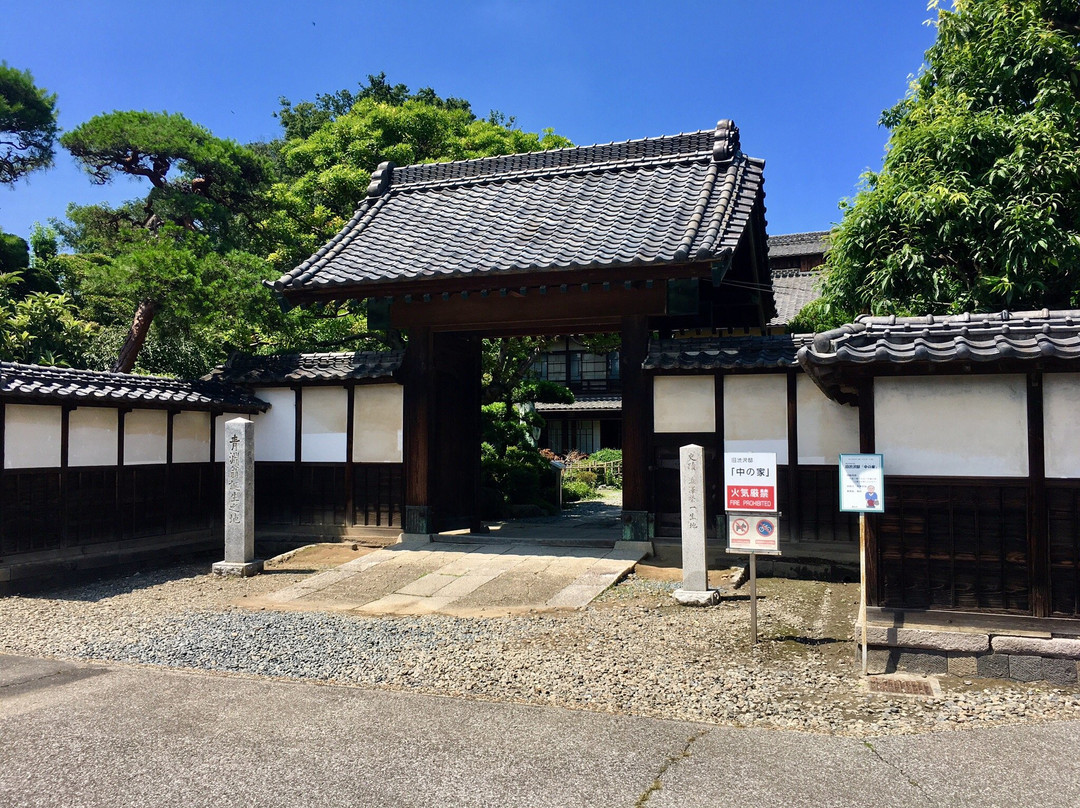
[0,363,267,411]
[800,310,1080,367]
[769,268,822,325]
[272,120,765,296]
[206,351,404,385]
[767,231,829,258]
[644,334,815,372]
[798,309,1080,403]
[535,395,623,413]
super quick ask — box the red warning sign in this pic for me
[724,452,777,512]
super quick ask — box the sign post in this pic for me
[724,453,779,645]
[839,453,885,675]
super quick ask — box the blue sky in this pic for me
[1,1,938,244]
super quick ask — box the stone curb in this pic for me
[864,626,989,653]
[991,636,1080,659]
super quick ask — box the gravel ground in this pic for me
[2,561,1079,738]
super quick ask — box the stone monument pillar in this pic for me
[212,417,262,577]
[673,443,719,605]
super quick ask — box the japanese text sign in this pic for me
[724,452,777,512]
[839,454,885,513]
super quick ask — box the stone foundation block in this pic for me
[672,589,720,607]
[864,626,989,653]
[991,636,1080,660]
[895,649,947,675]
[947,652,979,677]
[212,560,263,577]
[1009,655,1047,683]
[1009,655,1078,685]
[866,648,894,675]
[976,653,1010,679]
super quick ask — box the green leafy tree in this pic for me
[815,0,1080,324]
[0,271,96,366]
[59,111,275,371]
[263,76,571,270]
[0,63,58,186]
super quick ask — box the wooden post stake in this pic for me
[859,512,868,675]
[749,552,758,645]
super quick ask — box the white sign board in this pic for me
[839,453,885,513]
[723,452,777,512]
[727,513,781,554]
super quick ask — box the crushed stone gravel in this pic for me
[2,563,1078,738]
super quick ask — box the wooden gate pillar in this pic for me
[403,327,435,534]
[620,315,652,540]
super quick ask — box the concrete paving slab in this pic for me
[260,540,644,617]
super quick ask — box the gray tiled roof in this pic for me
[272,121,765,297]
[535,395,623,413]
[644,334,815,372]
[0,363,267,412]
[798,309,1080,402]
[207,351,404,385]
[769,268,822,325]
[767,231,829,258]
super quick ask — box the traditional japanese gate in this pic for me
[270,120,775,540]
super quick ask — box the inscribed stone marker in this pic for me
[679,443,708,591]
[213,417,262,576]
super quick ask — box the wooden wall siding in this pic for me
[791,466,860,543]
[878,480,1030,614]
[65,467,118,545]
[353,463,403,528]
[653,444,721,538]
[253,461,403,530]
[1,464,222,557]
[1046,484,1080,616]
[2,470,62,554]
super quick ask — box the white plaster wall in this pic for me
[724,374,788,462]
[875,375,1027,477]
[4,404,61,469]
[353,384,403,463]
[68,407,118,467]
[301,387,348,462]
[172,411,210,464]
[124,409,168,465]
[796,374,860,465]
[253,388,296,462]
[653,376,716,433]
[214,413,247,461]
[1043,373,1080,478]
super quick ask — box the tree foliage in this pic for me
[61,111,272,249]
[263,75,571,270]
[816,0,1080,324]
[0,63,58,186]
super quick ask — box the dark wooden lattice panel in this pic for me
[120,466,168,539]
[1048,485,1080,617]
[65,467,119,546]
[297,464,347,526]
[167,463,218,534]
[651,443,720,539]
[793,466,859,543]
[354,463,403,528]
[2,470,62,554]
[880,480,1029,613]
[254,463,295,526]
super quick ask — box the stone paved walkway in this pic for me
[257,537,645,617]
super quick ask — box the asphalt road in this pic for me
[2,654,1078,808]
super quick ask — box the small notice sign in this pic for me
[723,452,777,512]
[727,513,780,554]
[839,454,885,513]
